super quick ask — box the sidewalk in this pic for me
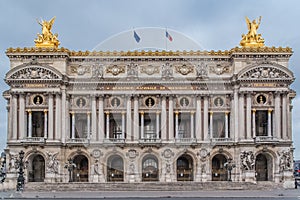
[0,189,299,199]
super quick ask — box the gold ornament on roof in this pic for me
[34,17,60,48]
[240,16,265,47]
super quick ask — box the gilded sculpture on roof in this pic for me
[34,17,60,48]
[240,16,265,47]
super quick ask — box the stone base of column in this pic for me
[244,170,256,183]
[45,173,57,183]
[282,170,295,188]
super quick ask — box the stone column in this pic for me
[55,93,61,140]
[48,93,54,140]
[209,111,213,139]
[195,96,202,141]
[7,98,12,140]
[246,93,252,139]
[238,93,245,140]
[71,112,75,140]
[190,111,194,139]
[126,96,132,141]
[267,109,272,137]
[44,109,48,139]
[140,111,144,139]
[252,109,256,138]
[168,96,174,141]
[233,88,239,142]
[18,93,25,140]
[106,111,110,139]
[87,112,91,140]
[156,111,160,139]
[274,92,281,139]
[121,111,125,139]
[12,94,18,140]
[175,111,179,139]
[133,96,139,141]
[203,96,209,141]
[161,96,167,141]
[27,109,32,138]
[282,93,287,139]
[91,96,97,141]
[61,88,67,143]
[225,112,229,138]
[98,96,104,142]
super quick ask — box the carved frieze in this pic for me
[9,67,60,80]
[278,150,292,171]
[162,149,174,159]
[127,63,138,78]
[196,62,208,78]
[70,65,90,75]
[91,64,103,79]
[240,66,290,80]
[140,65,160,75]
[240,151,255,170]
[106,65,125,76]
[46,151,59,173]
[210,63,230,75]
[175,64,193,75]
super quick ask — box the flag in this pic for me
[133,30,140,43]
[166,31,173,42]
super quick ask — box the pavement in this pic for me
[0,189,299,199]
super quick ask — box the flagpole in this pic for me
[165,27,168,51]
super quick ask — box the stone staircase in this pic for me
[25,181,283,192]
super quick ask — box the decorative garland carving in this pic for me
[106,65,125,76]
[175,64,193,75]
[240,66,290,80]
[9,66,60,80]
[140,65,160,75]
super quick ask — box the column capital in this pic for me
[190,111,195,115]
[105,111,110,115]
[209,111,213,115]
[43,109,48,113]
[174,111,179,115]
[252,109,256,113]
[70,111,75,115]
[87,111,91,115]
[156,111,161,114]
[121,111,126,115]
[27,109,32,114]
[268,108,273,113]
[225,111,230,115]
[140,111,144,115]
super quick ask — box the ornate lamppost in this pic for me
[0,152,6,183]
[64,158,76,182]
[16,150,25,191]
[224,158,236,182]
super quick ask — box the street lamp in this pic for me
[64,158,76,182]
[0,152,6,183]
[16,150,25,191]
[224,158,236,182]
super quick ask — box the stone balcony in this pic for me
[211,138,234,146]
[254,136,279,144]
[21,137,46,145]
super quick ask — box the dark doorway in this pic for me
[142,156,159,181]
[28,155,45,182]
[107,155,124,182]
[176,154,193,181]
[255,154,268,181]
[212,154,227,181]
[73,155,89,182]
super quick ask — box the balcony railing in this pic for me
[175,138,197,144]
[254,136,278,143]
[139,138,161,143]
[21,137,46,144]
[67,138,89,145]
[104,138,125,144]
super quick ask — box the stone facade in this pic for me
[2,46,296,189]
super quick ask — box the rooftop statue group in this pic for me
[34,17,60,48]
[240,16,265,47]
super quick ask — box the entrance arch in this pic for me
[176,154,193,181]
[73,155,89,182]
[212,154,227,181]
[255,153,273,181]
[142,155,159,181]
[107,155,124,182]
[28,154,45,182]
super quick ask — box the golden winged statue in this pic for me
[240,16,265,47]
[34,17,60,48]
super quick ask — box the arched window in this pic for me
[212,154,227,181]
[176,154,193,181]
[107,155,124,182]
[28,154,45,182]
[142,156,159,181]
[73,155,89,182]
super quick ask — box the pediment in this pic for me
[237,62,294,81]
[6,61,62,82]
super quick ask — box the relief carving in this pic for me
[70,65,90,75]
[46,151,59,173]
[210,63,230,75]
[10,67,59,80]
[241,67,290,79]
[162,63,173,79]
[278,150,292,171]
[196,63,208,79]
[106,65,125,76]
[91,65,103,79]
[162,149,174,159]
[175,64,193,75]
[140,65,160,75]
[240,151,255,170]
[127,63,138,78]
[126,149,139,159]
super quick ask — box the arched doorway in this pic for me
[176,154,193,181]
[107,155,124,182]
[73,155,89,182]
[212,154,227,181]
[142,155,159,181]
[255,153,273,181]
[28,154,45,182]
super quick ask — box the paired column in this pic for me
[195,96,202,141]
[91,95,97,141]
[156,111,160,139]
[175,111,179,139]
[161,96,167,140]
[133,96,139,141]
[71,112,75,140]
[87,112,91,140]
[140,111,144,139]
[126,96,132,141]
[225,112,229,138]
[203,96,209,140]
[190,111,194,139]
[12,94,18,140]
[233,88,239,142]
[282,93,287,139]
[274,92,281,139]
[27,109,32,138]
[168,96,174,140]
[44,109,48,139]
[18,93,25,140]
[55,93,61,140]
[238,93,245,140]
[48,93,54,140]
[209,111,213,139]
[106,111,110,139]
[246,93,252,139]
[252,109,256,138]
[267,109,272,137]
[98,96,104,141]
[121,111,125,139]
[61,87,67,143]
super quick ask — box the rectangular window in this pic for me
[255,111,268,136]
[31,111,44,137]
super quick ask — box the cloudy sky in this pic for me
[0,0,299,159]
